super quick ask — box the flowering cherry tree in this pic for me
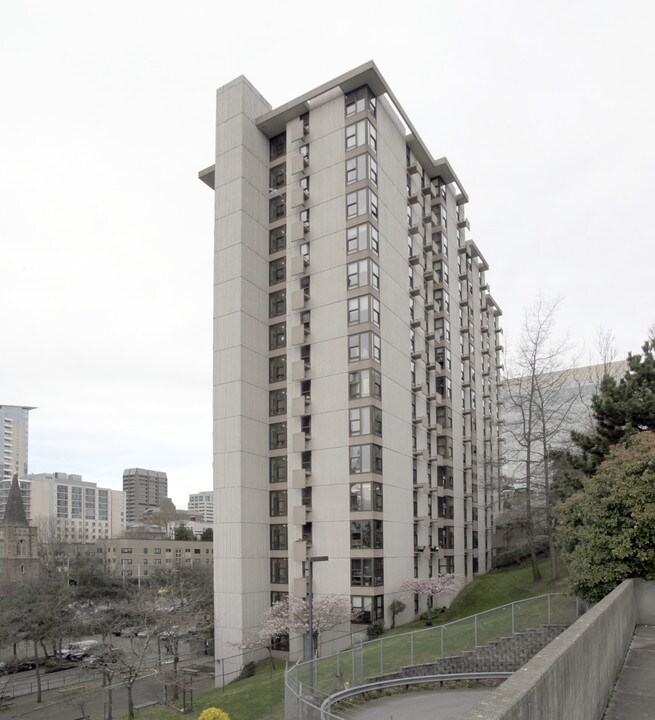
[240,594,353,657]
[399,575,459,622]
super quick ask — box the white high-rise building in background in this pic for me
[200,62,504,671]
[188,491,214,523]
[1,405,35,482]
[0,472,125,542]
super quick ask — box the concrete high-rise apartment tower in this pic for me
[200,62,504,668]
[1,405,35,482]
[122,468,168,523]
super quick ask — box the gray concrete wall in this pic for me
[459,579,636,720]
[635,579,655,624]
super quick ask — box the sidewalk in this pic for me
[603,625,655,720]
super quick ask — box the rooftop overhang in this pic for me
[254,60,469,203]
[198,164,215,190]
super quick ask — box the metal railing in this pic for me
[285,593,586,720]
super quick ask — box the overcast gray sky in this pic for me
[1,0,653,507]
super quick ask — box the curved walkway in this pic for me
[348,687,493,720]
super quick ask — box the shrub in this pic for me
[366,621,384,639]
[198,708,231,720]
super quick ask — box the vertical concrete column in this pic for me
[212,76,271,675]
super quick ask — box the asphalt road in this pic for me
[3,636,193,699]
[2,660,216,720]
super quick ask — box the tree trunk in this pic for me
[127,683,134,720]
[33,640,42,704]
[172,641,179,701]
[542,439,558,581]
[103,667,114,720]
[525,390,542,582]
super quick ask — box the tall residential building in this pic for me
[122,468,168,522]
[1,405,35,482]
[0,472,125,541]
[200,62,503,665]
[188,491,214,523]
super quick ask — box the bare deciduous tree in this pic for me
[505,296,580,581]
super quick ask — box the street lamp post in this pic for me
[304,555,328,661]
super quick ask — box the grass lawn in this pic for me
[131,661,286,720]
[120,555,570,720]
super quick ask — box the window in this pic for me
[348,295,380,327]
[434,260,449,285]
[269,422,287,449]
[346,153,378,186]
[271,633,290,651]
[345,86,376,117]
[270,133,286,161]
[269,354,286,383]
[269,323,286,350]
[269,194,286,222]
[348,332,381,363]
[269,227,286,254]
[435,346,451,371]
[349,407,382,437]
[269,163,286,190]
[120,547,133,554]
[349,444,383,474]
[349,368,382,399]
[438,465,454,489]
[270,456,287,483]
[346,188,378,220]
[351,595,384,624]
[269,290,286,318]
[350,519,383,549]
[271,591,288,605]
[435,376,452,400]
[351,558,384,587]
[350,481,383,511]
[346,223,379,255]
[270,524,288,551]
[269,490,287,517]
[347,259,380,290]
[435,317,451,343]
[434,288,450,314]
[269,257,286,285]
[269,389,287,416]
[300,143,309,159]
[301,487,312,508]
[270,557,288,584]
[345,120,377,151]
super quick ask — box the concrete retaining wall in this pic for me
[370,625,568,682]
[459,579,637,720]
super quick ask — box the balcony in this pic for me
[292,432,310,452]
[291,221,308,243]
[293,540,308,562]
[291,153,309,175]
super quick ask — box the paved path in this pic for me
[348,688,492,720]
[604,625,655,720]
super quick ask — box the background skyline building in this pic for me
[0,472,125,542]
[188,490,214,523]
[122,467,168,523]
[201,61,503,673]
[1,404,35,482]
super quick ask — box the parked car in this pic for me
[0,660,36,674]
[120,627,141,638]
